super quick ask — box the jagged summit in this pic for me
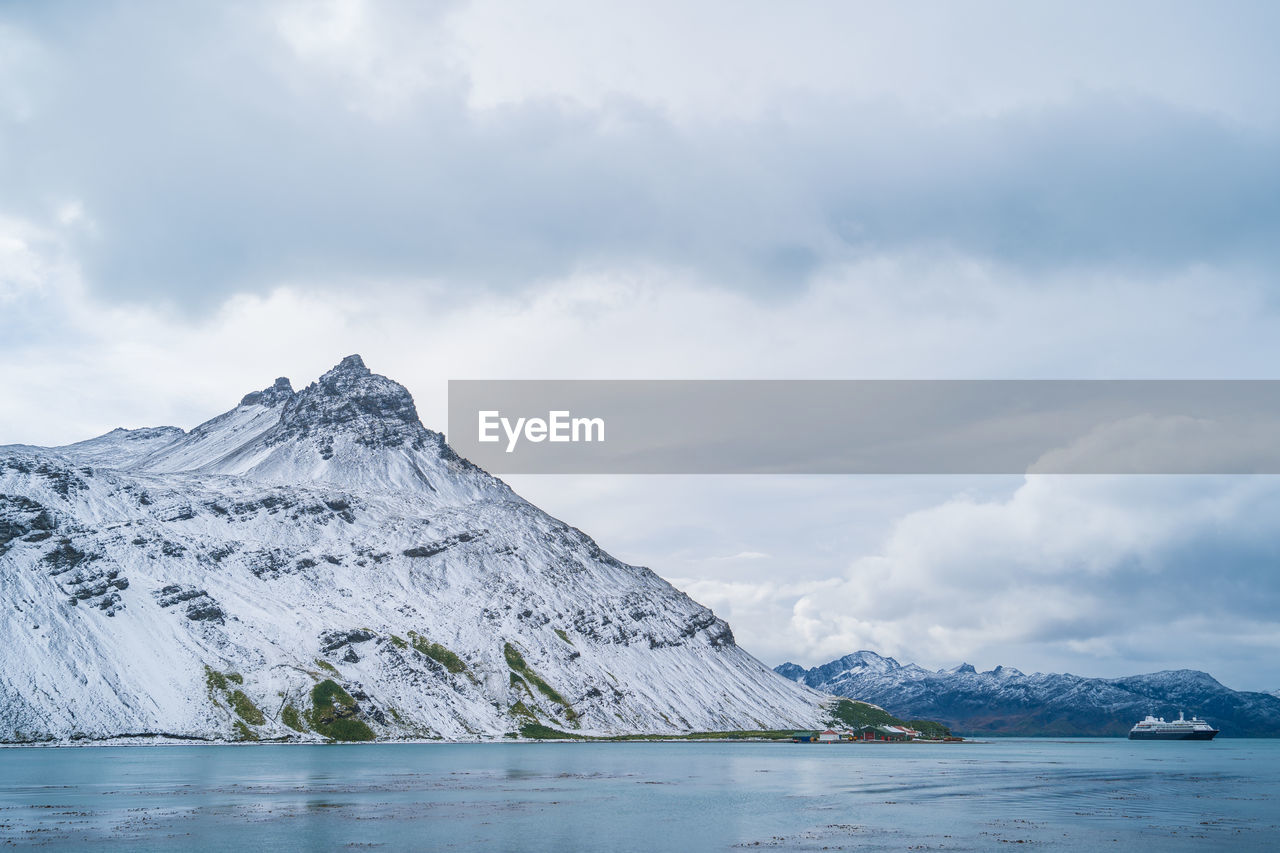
[272,354,424,449]
[239,377,295,407]
[334,353,368,373]
[774,650,913,694]
[842,650,900,669]
[127,355,477,497]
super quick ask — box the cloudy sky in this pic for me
[3,1,1280,690]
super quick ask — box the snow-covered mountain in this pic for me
[777,650,1280,737]
[1,355,827,742]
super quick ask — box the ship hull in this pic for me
[1128,730,1218,740]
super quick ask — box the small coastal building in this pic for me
[817,729,841,743]
[790,731,816,743]
[850,724,914,741]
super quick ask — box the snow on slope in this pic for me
[57,427,185,468]
[1,356,827,742]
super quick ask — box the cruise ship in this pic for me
[1128,711,1219,740]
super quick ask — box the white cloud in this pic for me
[785,474,1280,689]
[1027,413,1280,475]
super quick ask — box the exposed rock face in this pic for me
[155,584,225,623]
[777,650,1280,737]
[239,377,295,408]
[269,355,423,449]
[0,356,826,742]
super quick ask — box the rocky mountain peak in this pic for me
[845,650,897,669]
[273,355,426,448]
[781,650,902,690]
[332,354,369,374]
[239,377,295,407]
[773,662,806,681]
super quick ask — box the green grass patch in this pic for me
[529,676,572,712]
[280,704,305,732]
[389,634,408,649]
[502,642,579,724]
[205,666,264,732]
[409,632,467,674]
[232,720,258,741]
[503,643,528,670]
[908,719,953,739]
[827,699,951,738]
[317,717,376,741]
[510,700,537,721]
[204,666,228,692]
[306,679,375,742]
[828,699,903,729]
[314,659,341,676]
[519,722,574,739]
[553,628,572,645]
[228,690,265,725]
[311,678,354,709]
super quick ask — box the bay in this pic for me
[2,739,1276,850]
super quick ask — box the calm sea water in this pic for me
[1,738,1276,851]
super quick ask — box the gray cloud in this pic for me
[2,2,1279,311]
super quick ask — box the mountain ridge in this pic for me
[776,650,1280,737]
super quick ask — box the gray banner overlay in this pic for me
[447,380,1280,474]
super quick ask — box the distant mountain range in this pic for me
[777,651,1280,737]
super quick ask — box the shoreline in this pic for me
[0,735,975,748]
